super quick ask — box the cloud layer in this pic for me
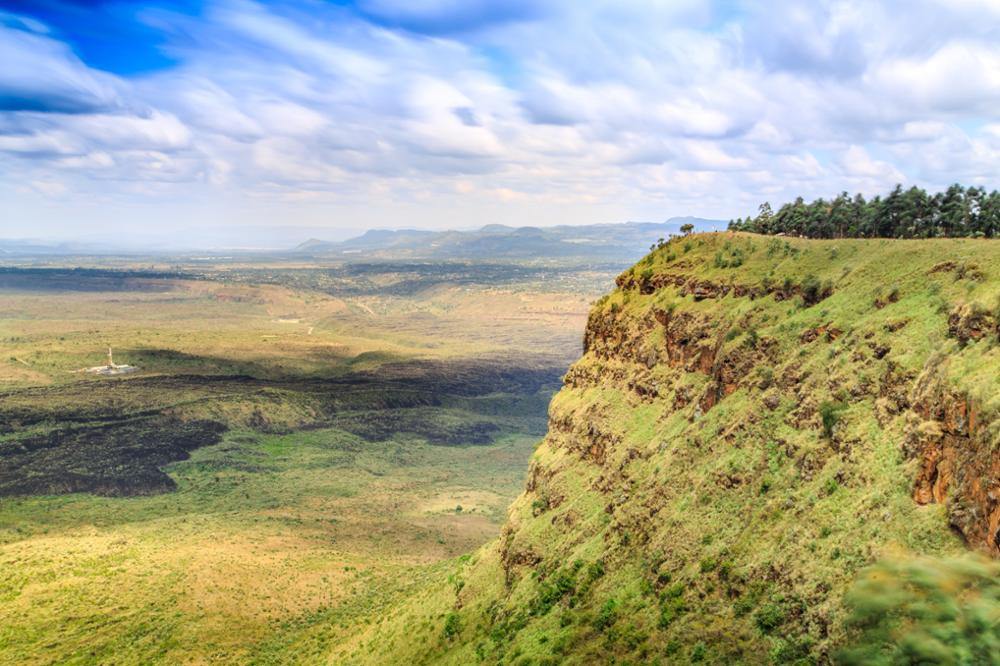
[2,0,1000,240]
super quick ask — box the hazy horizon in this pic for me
[0,215,725,253]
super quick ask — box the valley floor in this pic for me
[0,429,536,664]
[0,260,612,664]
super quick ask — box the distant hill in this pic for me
[290,217,725,261]
[0,239,105,256]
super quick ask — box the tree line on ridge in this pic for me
[729,184,1000,238]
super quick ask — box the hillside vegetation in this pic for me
[355,233,1000,665]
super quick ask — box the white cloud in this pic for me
[1,0,1000,239]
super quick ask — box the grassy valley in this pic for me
[0,259,610,664]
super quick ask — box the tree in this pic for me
[680,223,695,235]
[732,184,1000,240]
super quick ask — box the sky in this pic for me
[1,0,1000,246]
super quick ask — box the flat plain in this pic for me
[0,259,614,664]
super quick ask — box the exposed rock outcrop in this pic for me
[906,361,1000,553]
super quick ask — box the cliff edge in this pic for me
[363,233,1000,664]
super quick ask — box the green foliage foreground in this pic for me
[838,554,1000,665]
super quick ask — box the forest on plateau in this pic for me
[730,184,1000,239]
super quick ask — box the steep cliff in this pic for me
[362,233,1000,665]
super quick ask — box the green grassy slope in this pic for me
[358,233,1000,665]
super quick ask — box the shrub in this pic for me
[443,612,462,639]
[838,554,1000,665]
[587,560,606,581]
[658,594,687,628]
[662,582,685,600]
[531,568,577,616]
[754,602,786,633]
[801,274,822,304]
[733,595,755,617]
[820,401,846,438]
[756,366,774,389]
[593,599,618,630]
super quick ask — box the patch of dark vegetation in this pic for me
[331,409,501,445]
[0,355,564,497]
[0,267,183,292]
[185,261,622,298]
[0,417,226,497]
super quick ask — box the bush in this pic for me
[658,595,687,628]
[443,612,462,639]
[587,560,606,581]
[838,555,1000,665]
[820,401,846,438]
[801,274,822,304]
[754,602,786,633]
[593,599,618,630]
[531,568,577,616]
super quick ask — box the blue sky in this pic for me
[1,0,1000,245]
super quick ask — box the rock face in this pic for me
[948,302,998,344]
[372,234,1000,666]
[906,365,1000,553]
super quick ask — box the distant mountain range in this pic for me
[290,217,726,261]
[0,239,107,257]
[0,217,726,259]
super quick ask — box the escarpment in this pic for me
[369,234,1000,665]
[906,362,1000,552]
